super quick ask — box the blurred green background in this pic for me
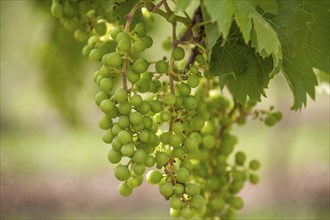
[1,1,329,219]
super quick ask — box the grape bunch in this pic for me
[50,0,281,219]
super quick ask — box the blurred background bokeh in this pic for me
[1,1,329,219]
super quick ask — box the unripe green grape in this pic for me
[63,1,77,18]
[191,195,205,211]
[173,146,185,158]
[265,114,276,126]
[249,173,260,184]
[146,170,163,184]
[155,152,169,166]
[117,130,131,145]
[132,123,144,132]
[116,32,130,42]
[139,130,150,143]
[150,100,163,113]
[74,29,88,42]
[172,122,184,134]
[127,176,139,189]
[142,36,153,48]
[82,45,93,57]
[155,60,168,73]
[95,22,107,36]
[184,96,199,110]
[170,197,182,209]
[133,58,149,73]
[190,132,202,144]
[118,116,130,129]
[106,106,119,118]
[180,159,193,171]
[110,27,121,40]
[230,197,244,210]
[144,155,155,167]
[211,197,225,211]
[51,3,63,18]
[159,182,174,198]
[160,132,170,145]
[107,149,122,164]
[178,83,191,96]
[176,167,190,183]
[121,143,135,157]
[129,94,142,106]
[174,183,185,195]
[114,164,130,181]
[99,115,111,130]
[129,112,143,125]
[137,101,151,114]
[100,99,114,113]
[172,47,185,60]
[132,163,146,175]
[202,135,215,149]
[272,111,283,121]
[78,0,90,13]
[111,138,122,151]
[232,171,247,182]
[170,208,181,218]
[229,181,244,194]
[235,151,246,166]
[187,75,200,88]
[118,102,132,115]
[162,37,172,51]
[95,91,108,106]
[106,52,122,69]
[184,137,199,151]
[127,69,140,84]
[99,78,113,91]
[164,93,176,105]
[249,160,260,170]
[117,38,131,52]
[181,207,194,219]
[133,23,147,37]
[132,149,146,163]
[113,88,127,102]
[195,205,207,216]
[111,124,123,136]
[102,130,114,143]
[132,40,146,53]
[118,182,132,197]
[136,78,150,93]
[169,134,182,147]
[195,54,204,64]
[185,183,200,196]
[190,116,205,130]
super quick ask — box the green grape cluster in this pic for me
[51,1,282,219]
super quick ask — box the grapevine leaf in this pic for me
[176,0,192,12]
[271,0,318,110]
[302,0,330,74]
[210,31,274,104]
[249,0,278,15]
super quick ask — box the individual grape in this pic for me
[133,23,146,37]
[272,111,283,121]
[211,197,225,211]
[133,58,149,73]
[185,183,200,196]
[142,36,153,48]
[155,60,168,73]
[95,22,107,36]
[249,160,261,170]
[146,170,163,184]
[150,100,163,113]
[129,112,143,125]
[265,114,276,126]
[139,130,150,143]
[118,102,132,115]
[63,1,77,18]
[189,66,199,74]
[127,177,139,189]
[114,164,130,181]
[170,208,181,218]
[174,183,185,195]
[118,116,130,129]
[117,130,131,145]
[187,75,200,88]
[137,101,151,114]
[180,159,193,171]
[95,91,108,106]
[99,115,111,130]
[176,167,190,183]
[106,52,122,69]
[136,78,150,93]
[173,146,185,158]
[178,83,191,96]
[190,116,205,130]
[162,37,172,51]
[118,182,133,197]
[172,122,184,134]
[99,78,113,91]
[110,27,121,40]
[117,38,131,52]
[170,197,182,209]
[100,99,114,113]
[74,29,88,42]
[51,3,63,18]
[116,32,130,42]
[191,195,205,211]
[160,111,172,122]
[184,96,199,110]
[195,54,204,64]
[235,151,246,166]
[107,149,122,164]
[155,152,169,166]
[102,130,114,144]
[169,134,182,147]
[144,155,155,167]
[135,174,144,186]
[132,149,146,163]
[164,93,176,105]
[82,45,93,57]
[111,138,122,151]
[232,171,247,182]
[113,88,127,102]
[249,173,260,184]
[181,207,194,219]
[132,163,146,175]
[202,135,215,149]
[172,47,185,60]
[230,197,244,210]
[159,182,174,198]
[121,143,135,157]
[127,69,140,84]
[229,181,244,194]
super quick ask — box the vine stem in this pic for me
[121,2,143,90]
[152,0,167,13]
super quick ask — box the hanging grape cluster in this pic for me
[50,0,282,219]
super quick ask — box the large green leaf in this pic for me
[249,0,278,15]
[271,0,319,110]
